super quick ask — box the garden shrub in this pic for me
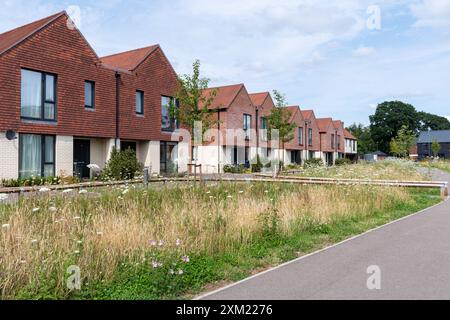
[100,147,143,180]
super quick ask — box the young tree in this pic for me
[169,60,218,154]
[266,90,296,171]
[431,138,441,158]
[389,125,416,158]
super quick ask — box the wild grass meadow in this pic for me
[0,161,441,299]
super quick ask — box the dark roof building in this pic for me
[417,130,450,159]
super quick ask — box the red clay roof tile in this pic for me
[201,84,244,109]
[249,92,269,107]
[100,45,160,71]
[0,11,65,56]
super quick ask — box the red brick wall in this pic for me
[118,47,179,142]
[224,86,256,147]
[305,114,320,152]
[284,109,305,151]
[0,14,116,138]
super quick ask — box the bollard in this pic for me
[143,167,149,188]
[442,183,449,199]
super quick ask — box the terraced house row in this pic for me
[0,12,357,179]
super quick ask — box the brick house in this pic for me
[316,118,338,166]
[332,120,345,159]
[283,106,306,165]
[249,92,277,163]
[195,84,257,173]
[0,11,184,179]
[301,110,322,161]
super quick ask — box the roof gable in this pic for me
[316,118,334,132]
[201,84,245,109]
[100,45,160,71]
[249,92,269,107]
[0,11,65,57]
[301,109,315,120]
[344,128,356,140]
[286,106,304,123]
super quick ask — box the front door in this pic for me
[74,139,90,178]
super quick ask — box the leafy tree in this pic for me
[169,60,218,142]
[266,90,296,170]
[418,112,450,131]
[369,101,420,153]
[431,138,441,157]
[389,125,416,158]
[346,123,375,155]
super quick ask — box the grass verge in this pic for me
[66,188,440,300]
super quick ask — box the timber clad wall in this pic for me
[0,14,117,138]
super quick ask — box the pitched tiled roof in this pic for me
[316,118,333,132]
[344,128,356,140]
[201,84,245,109]
[286,106,300,122]
[100,45,160,71]
[333,120,344,130]
[249,92,269,107]
[0,11,65,56]
[301,110,314,120]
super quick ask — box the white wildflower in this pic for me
[2,224,11,230]
[39,187,50,193]
[96,231,103,236]
[62,189,74,193]
[78,189,88,194]
[176,239,182,246]
[178,269,184,275]
[32,208,40,213]
[0,194,8,201]
[149,240,157,246]
[49,206,58,212]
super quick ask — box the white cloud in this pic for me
[445,116,450,121]
[353,46,376,57]
[410,0,450,28]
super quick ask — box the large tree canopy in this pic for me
[417,111,450,131]
[369,101,420,153]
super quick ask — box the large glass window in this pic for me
[21,69,56,120]
[136,91,144,115]
[85,81,95,109]
[161,96,178,131]
[160,141,178,174]
[243,114,252,140]
[308,128,313,146]
[19,134,55,178]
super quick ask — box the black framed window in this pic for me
[19,134,55,178]
[243,114,252,140]
[308,128,313,146]
[161,96,179,131]
[84,81,95,109]
[299,127,304,145]
[21,69,56,121]
[331,134,335,149]
[136,90,144,115]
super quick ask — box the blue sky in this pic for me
[2,0,450,125]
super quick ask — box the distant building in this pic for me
[364,151,387,162]
[417,130,450,160]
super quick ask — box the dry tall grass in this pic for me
[302,159,427,180]
[0,180,416,299]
